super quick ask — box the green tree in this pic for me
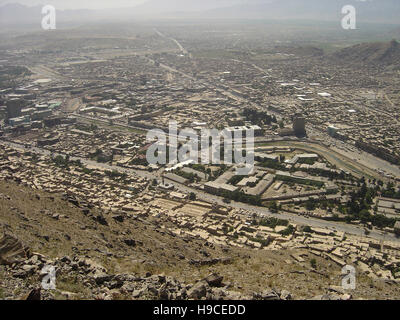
[189,192,196,201]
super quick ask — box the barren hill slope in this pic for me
[0,180,399,300]
[331,40,400,67]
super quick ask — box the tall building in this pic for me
[292,113,306,136]
[6,98,23,121]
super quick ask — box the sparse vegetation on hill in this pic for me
[1,180,399,300]
[331,40,400,68]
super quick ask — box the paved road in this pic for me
[154,28,190,56]
[307,127,400,180]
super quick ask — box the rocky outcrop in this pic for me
[0,235,350,301]
[0,234,31,265]
[189,257,232,266]
[0,242,254,300]
[203,272,224,287]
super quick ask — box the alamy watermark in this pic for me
[41,5,56,30]
[146,121,255,175]
[342,5,357,30]
[41,265,56,290]
[40,4,357,31]
[342,265,356,290]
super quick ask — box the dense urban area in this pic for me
[1,1,400,301]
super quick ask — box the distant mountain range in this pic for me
[0,3,41,24]
[120,0,400,22]
[131,0,246,14]
[0,0,399,27]
[0,3,93,27]
[0,1,247,26]
[201,0,400,23]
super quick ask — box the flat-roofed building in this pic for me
[204,181,238,195]
[181,167,207,180]
[244,174,275,196]
[255,153,279,162]
[164,173,188,184]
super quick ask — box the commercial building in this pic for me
[254,153,279,162]
[204,181,238,195]
[8,115,30,127]
[292,113,306,136]
[6,98,23,121]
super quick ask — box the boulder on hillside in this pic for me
[0,234,31,265]
[203,273,224,287]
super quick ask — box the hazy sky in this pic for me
[0,0,147,10]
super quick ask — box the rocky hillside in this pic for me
[330,40,400,68]
[274,46,324,57]
[1,180,399,300]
